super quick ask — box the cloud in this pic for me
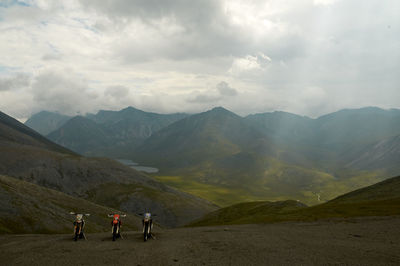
[0,0,31,8]
[187,81,238,103]
[77,0,300,63]
[31,71,98,115]
[78,0,221,25]
[104,85,130,99]
[0,0,399,120]
[313,0,339,6]
[217,81,237,96]
[0,73,30,91]
[229,53,272,75]
[187,93,222,104]
[42,53,62,61]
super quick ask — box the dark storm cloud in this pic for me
[77,0,286,62]
[78,0,220,25]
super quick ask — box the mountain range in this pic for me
[39,107,188,157]
[24,106,400,206]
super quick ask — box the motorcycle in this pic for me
[107,213,126,241]
[142,212,155,242]
[70,212,90,241]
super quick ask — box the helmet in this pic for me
[76,214,83,221]
[113,214,120,220]
[144,213,151,219]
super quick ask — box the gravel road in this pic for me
[1,216,399,265]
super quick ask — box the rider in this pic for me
[73,214,85,240]
[111,214,122,231]
[142,212,153,236]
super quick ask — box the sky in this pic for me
[0,0,399,121]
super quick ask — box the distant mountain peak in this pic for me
[24,111,72,136]
[205,106,239,117]
[211,106,228,112]
[317,106,389,120]
[33,110,53,116]
[121,106,143,113]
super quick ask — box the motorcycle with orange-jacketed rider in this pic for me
[108,213,126,241]
[70,212,90,241]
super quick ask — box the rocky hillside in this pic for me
[0,111,75,155]
[0,174,142,234]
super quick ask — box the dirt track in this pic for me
[1,216,399,266]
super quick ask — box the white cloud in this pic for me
[30,70,98,115]
[217,81,238,96]
[187,81,238,104]
[0,73,30,91]
[313,0,339,6]
[104,85,130,99]
[229,53,272,75]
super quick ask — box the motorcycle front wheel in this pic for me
[143,223,148,242]
[112,225,118,241]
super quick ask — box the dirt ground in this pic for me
[0,216,399,266]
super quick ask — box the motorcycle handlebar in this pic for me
[69,212,90,216]
[108,214,127,217]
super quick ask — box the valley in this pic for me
[1,106,399,237]
[23,106,400,207]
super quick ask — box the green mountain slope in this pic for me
[133,107,268,169]
[188,200,307,226]
[330,175,400,203]
[314,107,400,154]
[0,174,141,234]
[347,135,400,175]
[245,107,400,168]
[133,107,385,206]
[190,175,400,226]
[245,111,314,145]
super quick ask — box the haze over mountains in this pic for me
[0,111,216,232]
[24,106,400,206]
[25,111,72,136]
